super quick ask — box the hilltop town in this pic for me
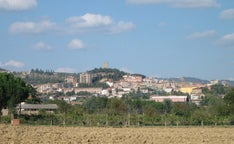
[1,66,234,127]
[5,65,233,106]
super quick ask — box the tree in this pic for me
[224,88,234,114]
[0,73,33,113]
[163,99,173,114]
[107,98,127,114]
[83,97,108,114]
[202,84,227,96]
[25,97,41,104]
[210,84,226,96]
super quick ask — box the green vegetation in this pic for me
[89,68,127,82]
[16,69,78,85]
[0,73,36,113]
[3,86,233,126]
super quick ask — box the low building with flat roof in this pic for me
[16,103,58,115]
[150,95,187,103]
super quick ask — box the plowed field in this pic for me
[0,125,234,144]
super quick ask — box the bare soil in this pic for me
[0,125,234,144]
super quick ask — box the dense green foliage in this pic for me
[23,70,64,84]
[78,83,109,89]
[89,68,127,82]
[0,73,35,112]
[202,84,227,96]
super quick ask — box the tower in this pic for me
[103,62,109,69]
[79,73,92,84]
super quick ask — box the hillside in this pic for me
[88,68,128,82]
[0,68,7,72]
[15,69,78,85]
[160,77,210,84]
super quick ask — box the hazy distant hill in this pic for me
[161,77,210,84]
[0,68,7,72]
[17,69,76,85]
[220,80,234,87]
[4,67,234,87]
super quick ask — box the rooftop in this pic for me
[17,104,58,110]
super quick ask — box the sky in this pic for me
[0,0,234,80]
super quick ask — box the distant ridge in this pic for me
[160,77,209,84]
[220,80,234,87]
[0,68,7,72]
[3,67,234,87]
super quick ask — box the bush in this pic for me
[0,116,11,124]
[230,115,234,125]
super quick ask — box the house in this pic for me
[101,89,110,96]
[180,87,197,94]
[123,75,143,83]
[190,88,205,105]
[63,96,77,102]
[210,80,219,85]
[150,95,187,103]
[74,87,102,94]
[163,87,173,93]
[16,103,58,115]
[65,76,77,85]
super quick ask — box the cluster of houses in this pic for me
[32,72,225,106]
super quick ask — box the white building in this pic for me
[150,95,187,103]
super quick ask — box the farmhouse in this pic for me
[16,103,58,115]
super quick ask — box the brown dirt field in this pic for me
[0,125,234,144]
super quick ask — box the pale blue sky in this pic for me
[1,0,234,80]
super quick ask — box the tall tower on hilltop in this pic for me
[103,62,109,69]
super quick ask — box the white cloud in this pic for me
[127,0,220,8]
[9,20,57,34]
[187,30,217,39]
[34,42,53,51]
[66,13,134,34]
[67,13,112,28]
[68,39,84,49]
[169,0,220,8]
[220,9,234,20]
[0,0,37,11]
[110,21,135,34]
[0,60,24,68]
[218,33,234,47]
[55,67,76,73]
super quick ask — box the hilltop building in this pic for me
[65,76,77,85]
[103,62,109,69]
[79,73,92,84]
[210,80,219,85]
